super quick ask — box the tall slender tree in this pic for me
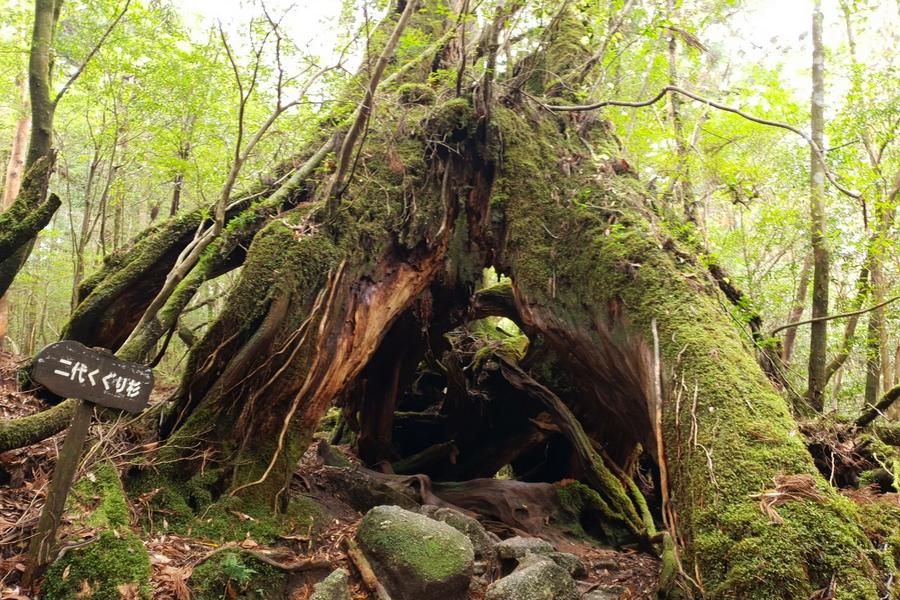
[806,0,829,412]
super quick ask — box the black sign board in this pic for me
[32,341,153,413]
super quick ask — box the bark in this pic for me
[489,99,882,596]
[0,75,30,348]
[781,252,812,365]
[806,0,829,412]
[0,0,62,297]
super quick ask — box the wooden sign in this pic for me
[23,341,154,586]
[32,341,153,413]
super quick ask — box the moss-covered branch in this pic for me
[0,398,74,453]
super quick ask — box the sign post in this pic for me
[22,341,153,586]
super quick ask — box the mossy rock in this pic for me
[356,505,474,600]
[43,531,151,600]
[189,549,287,600]
[309,568,351,600]
[485,554,579,600]
[397,83,435,106]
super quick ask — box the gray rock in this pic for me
[419,505,496,560]
[547,551,586,577]
[356,505,475,600]
[486,555,579,600]
[309,568,351,600]
[583,588,624,600]
[495,536,555,560]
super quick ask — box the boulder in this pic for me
[419,504,497,560]
[495,536,555,560]
[310,568,351,600]
[356,505,475,600]
[547,551,586,577]
[485,555,579,600]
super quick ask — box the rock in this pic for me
[356,505,475,600]
[419,504,497,560]
[310,568,351,600]
[583,588,624,600]
[495,536,555,560]
[486,555,579,600]
[547,551,586,577]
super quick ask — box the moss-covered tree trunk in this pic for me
[15,2,891,597]
[489,102,884,598]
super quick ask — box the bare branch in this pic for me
[53,0,131,106]
[545,85,862,202]
[771,294,900,336]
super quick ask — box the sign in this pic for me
[31,341,153,413]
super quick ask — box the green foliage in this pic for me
[189,550,287,600]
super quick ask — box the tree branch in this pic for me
[545,85,861,202]
[771,294,900,336]
[53,0,131,106]
[856,384,900,428]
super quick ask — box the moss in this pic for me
[43,531,151,600]
[189,550,287,600]
[397,82,435,105]
[356,505,473,585]
[555,481,633,546]
[70,462,130,528]
[422,98,476,143]
[132,471,322,544]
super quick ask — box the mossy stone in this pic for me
[485,554,579,600]
[309,568,351,600]
[357,505,474,599]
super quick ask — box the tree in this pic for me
[806,0,829,412]
[0,0,129,299]
[3,1,900,598]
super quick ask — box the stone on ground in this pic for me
[485,554,579,600]
[310,568,351,600]
[356,504,474,600]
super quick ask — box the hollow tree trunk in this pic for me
[91,3,893,597]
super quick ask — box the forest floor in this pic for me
[0,350,660,599]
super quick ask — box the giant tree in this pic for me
[3,1,899,598]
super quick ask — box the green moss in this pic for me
[422,98,475,142]
[43,531,151,600]
[70,462,130,528]
[555,481,632,546]
[397,82,435,105]
[189,550,286,600]
[356,506,473,584]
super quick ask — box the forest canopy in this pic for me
[0,0,899,599]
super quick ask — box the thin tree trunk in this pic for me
[666,0,696,223]
[806,0,829,412]
[781,252,812,365]
[0,75,30,348]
